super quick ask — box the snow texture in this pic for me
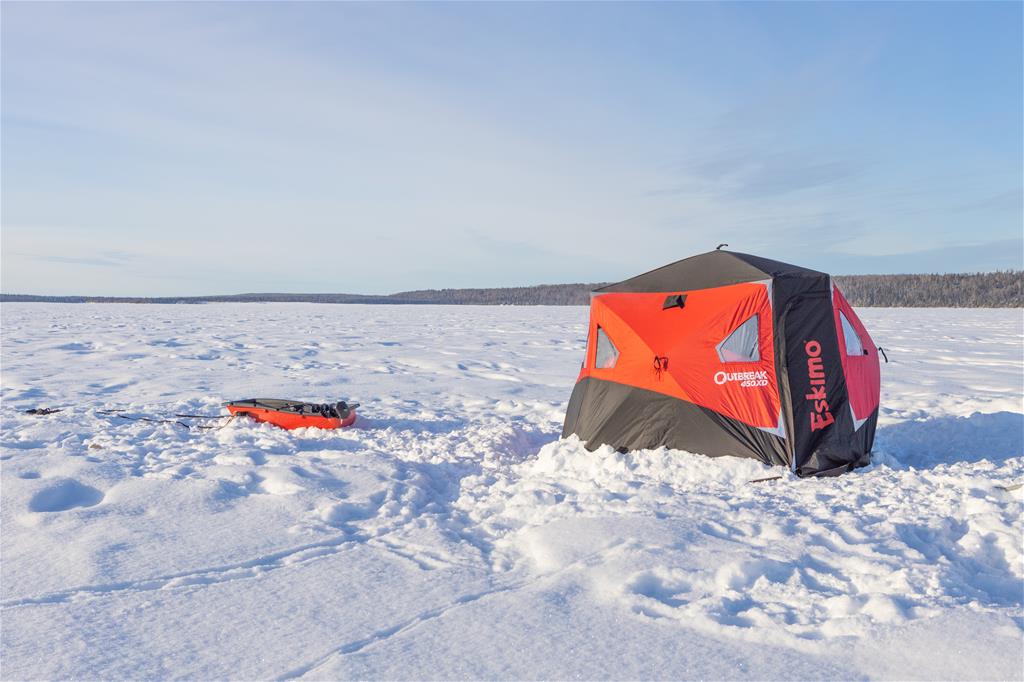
[1,303,1021,681]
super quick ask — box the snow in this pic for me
[1,303,1021,681]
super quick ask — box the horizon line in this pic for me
[2,268,1021,300]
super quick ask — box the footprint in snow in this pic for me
[149,339,187,347]
[29,479,104,512]
[626,569,693,610]
[56,342,94,353]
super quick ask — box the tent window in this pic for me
[840,311,866,356]
[595,327,619,369]
[716,315,760,363]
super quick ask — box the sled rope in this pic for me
[95,409,237,430]
[96,409,192,428]
[25,406,237,431]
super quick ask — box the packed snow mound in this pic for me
[1,304,1021,681]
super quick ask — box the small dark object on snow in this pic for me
[25,407,62,415]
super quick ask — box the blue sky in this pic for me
[2,2,1021,296]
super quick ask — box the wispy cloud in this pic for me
[951,188,1023,214]
[653,149,862,199]
[25,251,138,268]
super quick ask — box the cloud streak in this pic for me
[21,250,138,268]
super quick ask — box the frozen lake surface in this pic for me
[2,303,1022,680]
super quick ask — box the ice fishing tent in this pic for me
[562,250,880,477]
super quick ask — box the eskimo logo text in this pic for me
[804,340,834,431]
[714,370,768,387]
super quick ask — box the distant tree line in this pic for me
[832,271,1022,308]
[386,283,608,306]
[0,293,383,304]
[2,271,1020,307]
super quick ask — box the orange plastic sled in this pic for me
[226,399,357,430]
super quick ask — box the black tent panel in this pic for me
[563,377,790,467]
[595,250,770,293]
[596,250,824,294]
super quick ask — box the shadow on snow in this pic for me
[875,411,1022,469]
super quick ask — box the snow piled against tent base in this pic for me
[1,304,1021,680]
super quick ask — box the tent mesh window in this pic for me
[840,311,866,356]
[595,327,620,368]
[716,315,760,363]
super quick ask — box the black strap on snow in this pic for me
[748,475,783,484]
[877,346,888,363]
[25,407,62,415]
